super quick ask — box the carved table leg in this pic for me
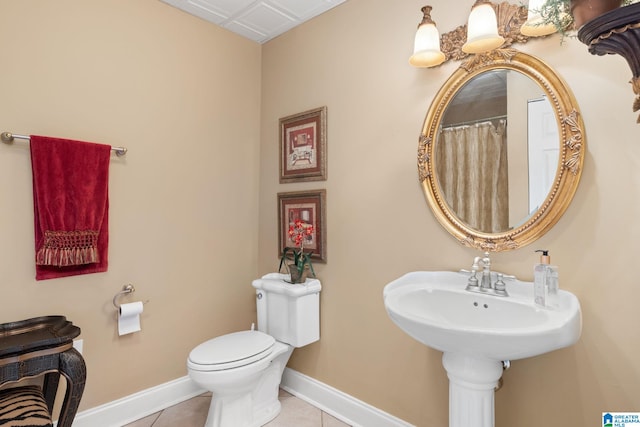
[56,348,87,427]
[42,371,61,413]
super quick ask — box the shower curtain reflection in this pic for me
[436,120,509,233]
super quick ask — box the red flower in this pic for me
[288,219,313,251]
[280,217,316,281]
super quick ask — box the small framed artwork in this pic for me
[279,106,327,183]
[278,190,327,262]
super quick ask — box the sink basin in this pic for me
[383,271,582,361]
[384,270,582,427]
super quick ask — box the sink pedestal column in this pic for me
[442,352,503,427]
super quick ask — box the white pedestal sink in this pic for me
[383,271,582,427]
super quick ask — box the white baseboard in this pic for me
[281,368,414,427]
[68,369,413,427]
[68,376,205,427]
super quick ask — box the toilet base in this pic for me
[202,343,293,427]
[205,393,281,427]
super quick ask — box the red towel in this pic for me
[30,135,111,280]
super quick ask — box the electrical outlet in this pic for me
[73,339,83,355]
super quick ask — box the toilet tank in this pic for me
[252,273,321,348]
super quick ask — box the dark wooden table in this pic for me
[0,315,86,427]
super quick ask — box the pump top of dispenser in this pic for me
[535,249,550,264]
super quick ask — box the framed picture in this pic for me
[279,106,327,183]
[278,190,327,262]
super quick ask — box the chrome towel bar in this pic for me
[1,132,127,157]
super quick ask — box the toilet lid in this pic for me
[189,330,275,371]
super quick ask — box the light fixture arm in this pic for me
[471,0,492,7]
[418,6,436,27]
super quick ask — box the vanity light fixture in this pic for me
[410,2,537,69]
[462,0,505,53]
[520,0,560,36]
[409,6,446,68]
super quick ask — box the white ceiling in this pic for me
[160,0,348,43]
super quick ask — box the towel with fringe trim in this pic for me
[30,135,111,280]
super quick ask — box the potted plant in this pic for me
[278,219,316,284]
[535,0,636,34]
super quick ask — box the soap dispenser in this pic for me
[546,264,559,308]
[533,250,550,307]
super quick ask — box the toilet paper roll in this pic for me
[118,301,144,336]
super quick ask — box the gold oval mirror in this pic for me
[418,50,585,251]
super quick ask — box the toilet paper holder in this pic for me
[113,284,142,310]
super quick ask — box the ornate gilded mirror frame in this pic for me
[418,49,585,251]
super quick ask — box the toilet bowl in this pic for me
[187,273,321,427]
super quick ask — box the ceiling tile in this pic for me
[269,0,332,19]
[184,0,227,23]
[224,21,269,43]
[234,3,296,34]
[160,0,348,43]
[190,0,255,17]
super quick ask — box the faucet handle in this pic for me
[494,273,509,296]
[466,270,479,290]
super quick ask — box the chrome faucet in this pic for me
[465,252,509,297]
[479,252,491,290]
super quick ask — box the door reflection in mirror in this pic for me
[527,96,559,217]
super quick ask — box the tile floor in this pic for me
[123,389,351,427]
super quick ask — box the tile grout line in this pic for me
[149,410,163,426]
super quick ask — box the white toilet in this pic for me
[187,273,321,427]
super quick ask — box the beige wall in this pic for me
[260,1,640,426]
[0,0,261,412]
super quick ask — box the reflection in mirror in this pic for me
[435,69,559,234]
[418,50,585,252]
[526,95,558,220]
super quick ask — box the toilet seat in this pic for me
[188,330,275,371]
